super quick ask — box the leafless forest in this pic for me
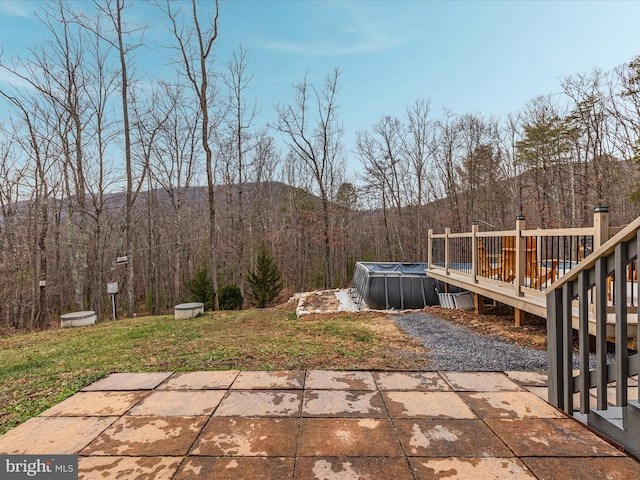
[1,1,640,329]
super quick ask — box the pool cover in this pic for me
[351,262,440,310]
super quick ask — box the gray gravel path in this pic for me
[391,311,551,371]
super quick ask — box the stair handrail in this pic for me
[544,216,640,294]
[545,214,640,416]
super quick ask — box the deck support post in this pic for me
[514,308,525,327]
[474,293,485,314]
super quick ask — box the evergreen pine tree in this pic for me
[184,265,216,311]
[247,244,284,308]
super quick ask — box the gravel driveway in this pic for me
[391,311,551,371]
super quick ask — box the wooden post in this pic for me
[515,215,526,326]
[591,206,609,345]
[471,221,479,284]
[427,228,433,269]
[593,206,610,249]
[474,293,485,314]
[444,227,451,276]
[471,221,484,314]
[547,287,565,409]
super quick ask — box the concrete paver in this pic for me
[527,384,639,410]
[522,456,640,479]
[302,390,386,417]
[486,418,626,457]
[159,370,239,390]
[40,391,149,417]
[305,369,376,390]
[1,369,639,479]
[77,456,182,480]
[81,416,208,456]
[383,391,477,419]
[0,416,118,454]
[230,370,305,390]
[524,385,550,403]
[374,371,451,391]
[295,457,414,480]
[190,417,299,456]
[460,391,566,419]
[128,390,225,416]
[394,419,513,457]
[504,370,548,387]
[442,371,525,392]
[214,390,302,417]
[409,457,536,479]
[81,372,173,391]
[298,418,403,456]
[175,457,295,480]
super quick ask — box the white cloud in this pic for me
[0,66,36,91]
[263,4,412,57]
[264,35,407,57]
[0,1,34,18]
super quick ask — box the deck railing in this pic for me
[545,213,640,457]
[428,208,612,297]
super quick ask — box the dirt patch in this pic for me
[293,290,342,317]
[302,291,340,310]
[295,290,548,352]
[421,304,548,351]
[294,309,430,370]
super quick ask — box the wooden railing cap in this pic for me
[544,215,640,294]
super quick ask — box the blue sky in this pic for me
[1,0,640,177]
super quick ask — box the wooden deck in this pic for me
[425,208,638,347]
[427,267,547,319]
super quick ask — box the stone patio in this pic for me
[1,370,640,479]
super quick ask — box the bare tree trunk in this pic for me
[221,46,258,296]
[110,0,136,317]
[163,0,221,308]
[275,69,345,289]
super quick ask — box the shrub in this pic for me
[218,284,243,310]
[247,244,284,308]
[184,265,216,311]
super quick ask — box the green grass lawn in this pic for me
[0,306,427,435]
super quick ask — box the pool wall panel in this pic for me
[352,262,442,310]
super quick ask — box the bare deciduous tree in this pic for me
[218,46,259,295]
[402,99,434,260]
[150,81,200,306]
[433,111,464,230]
[563,69,617,224]
[276,69,345,287]
[91,0,147,317]
[162,0,222,308]
[356,115,406,259]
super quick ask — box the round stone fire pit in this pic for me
[174,302,205,319]
[60,311,97,328]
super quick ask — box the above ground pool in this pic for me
[351,262,441,310]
